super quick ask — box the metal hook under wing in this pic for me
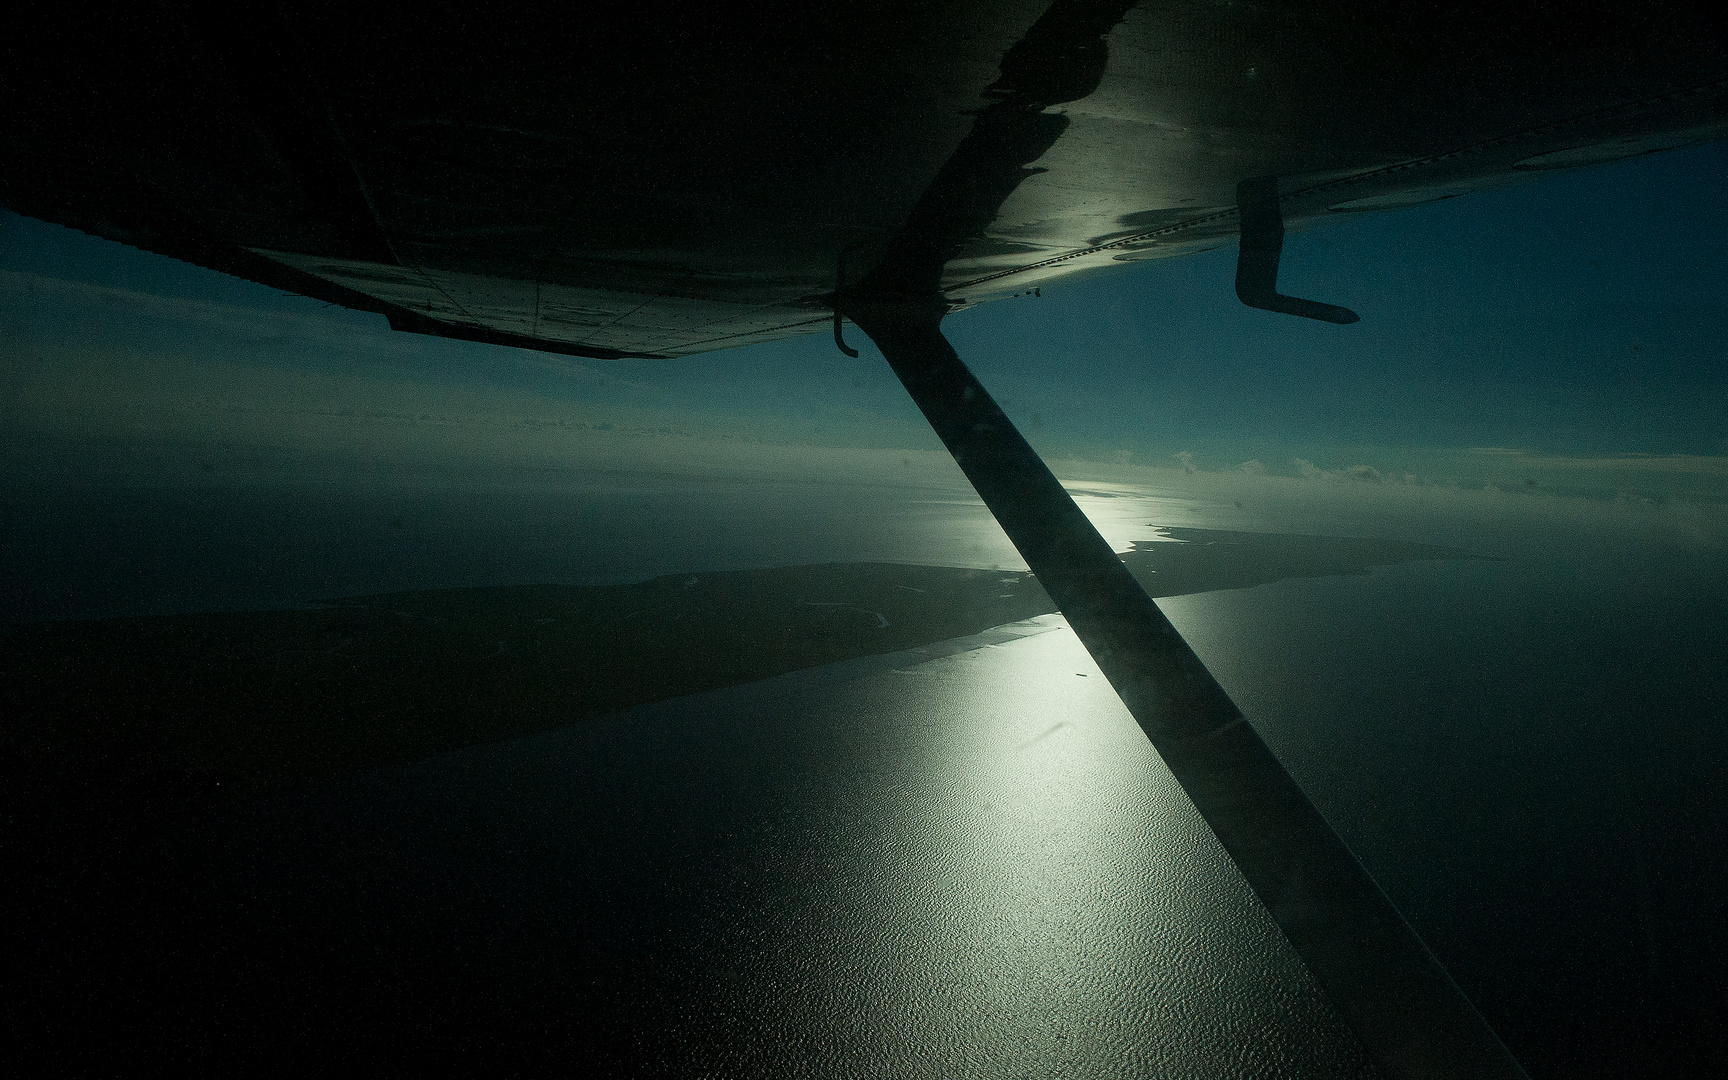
[833,247,861,357]
[1235,177,1359,324]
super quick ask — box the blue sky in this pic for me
[3,142,1725,502]
[3,142,1726,624]
[952,141,1728,465]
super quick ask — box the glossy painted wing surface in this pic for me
[3,2,1724,358]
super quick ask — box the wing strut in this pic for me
[840,291,1525,1080]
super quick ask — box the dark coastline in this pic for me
[2,529,1475,818]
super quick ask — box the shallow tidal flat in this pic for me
[3,528,1474,826]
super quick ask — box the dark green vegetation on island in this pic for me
[3,528,1475,823]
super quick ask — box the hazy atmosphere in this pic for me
[4,140,1726,1078]
[5,144,1725,622]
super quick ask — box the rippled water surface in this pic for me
[7,476,1724,1077]
[76,620,1370,1076]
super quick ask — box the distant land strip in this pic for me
[2,529,1475,840]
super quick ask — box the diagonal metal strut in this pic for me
[841,292,1527,1080]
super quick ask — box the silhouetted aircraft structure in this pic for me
[6,4,1725,1076]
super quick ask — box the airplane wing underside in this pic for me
[4,2,1725,359]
